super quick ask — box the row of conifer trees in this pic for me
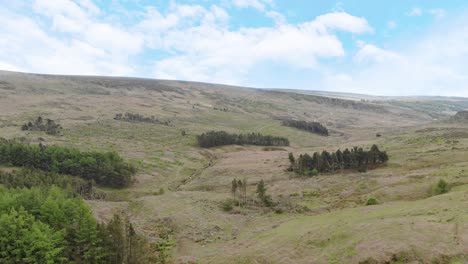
[197,131,289,148]
[289,145,388,175]
[281,119,329,136]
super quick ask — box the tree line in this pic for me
[0,140,136,188]
[22,116,63,136]
[114,112,171,126]
[197,131,290,148]
[0,186,155,263]
[289,145,388,175]
[0,168,105,199]
[281,119,329,136]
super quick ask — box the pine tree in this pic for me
[256,179,266,202]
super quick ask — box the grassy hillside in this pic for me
[0,70,466,263]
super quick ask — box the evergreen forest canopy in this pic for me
[0,139,136,188]
[0,168,104,199]
[289,145,388,175]
[281,119,329,136]
[197,131,290,148]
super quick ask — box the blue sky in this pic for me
[1,0,468,96]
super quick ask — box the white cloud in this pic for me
[354,43,402,64]
[387,20,397,29]
[407,7,422,17]
[231,0,273,11]
[266,10,286,25]
[145,11,371,84]
[0,0,143,76]
[0,61,23,72]
[311,12,372,33]
[407,7,446,20]
[0,1,372,85]
[429,9,446,19]
[322,16,468,97]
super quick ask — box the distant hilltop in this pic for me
[453,111,468,120]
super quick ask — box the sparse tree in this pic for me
[231,179,238,200]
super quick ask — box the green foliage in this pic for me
[221,199,235,212]
[293,145,388,175]
[256,179,273,207]
[281,119,329,136]
[22,116,63,136]
[0,186,154,263]
[366,198,379,205]
[197,131,289,148]
[0,208,65,264]
[0,187,105,263]
[288,152,295,164]
[0,140,136,188]
[0,168,103,199]
[433,179,450,195]
[155,236,175,264]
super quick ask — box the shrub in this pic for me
[221,199,236,212]
[22,116,62,135]
[366,198,379,205]
[433,179,450,195]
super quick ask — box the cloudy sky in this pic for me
[1,0,468,96]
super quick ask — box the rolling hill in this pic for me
[0,70,467,263]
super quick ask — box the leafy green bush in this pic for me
[366,198,379,205]
[221,199,235,212]
[433,179,450,195]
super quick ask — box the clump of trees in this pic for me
[0,168,105,199]
[0,186,155,263]
[231,178,248,204]
[224,178,274,212]
[21,116,62,135]
[197,131,289,148]
[289,145,388,175]
[0,141,136,188]
[213,107,228,112]
[114,112,171,125]
[281,119,329,136]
